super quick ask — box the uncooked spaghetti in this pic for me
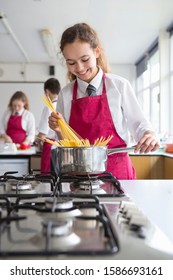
[41,95,113,147]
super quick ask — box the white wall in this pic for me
[0,63,67,131]
[0,62,136,132]
[110,64,136,88]
[0,63,67,85]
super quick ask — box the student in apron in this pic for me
[48,23,160,179]
[37,78,61,173]
[0,91,35,147]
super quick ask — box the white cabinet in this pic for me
[0,158,29,176]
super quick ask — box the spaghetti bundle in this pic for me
[37,136,113,147]
[41,95,113,147]
[42,95,82,143]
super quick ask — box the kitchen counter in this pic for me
[0,146,37,155]
[120,179,173,244]
[129,150,173,158]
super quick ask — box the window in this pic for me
[136,47,160,133]
[135,27,173,140]
[169,34,173,135]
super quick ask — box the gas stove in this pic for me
[0,171,173,259]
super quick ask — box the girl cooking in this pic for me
[49,23,160,179]
[0,91,35,148]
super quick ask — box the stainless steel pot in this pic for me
[57,146,135,174]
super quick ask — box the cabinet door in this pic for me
[0,158,29,176]
[130,155,164,179]
[130,156,151,179]
[30,156,41,170]
[164,157,173,179]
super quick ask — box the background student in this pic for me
[37,78,61,173]
[0,91,35,148]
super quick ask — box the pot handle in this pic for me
[107,145,136,155]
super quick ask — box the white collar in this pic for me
[77,68,103,93]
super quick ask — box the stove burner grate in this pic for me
[54,172,125,197]
[45,197,73,210]
[11,182,32,191]
[0,197,119,257]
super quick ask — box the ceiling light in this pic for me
[0,11,30,62]
[40,29,57,59]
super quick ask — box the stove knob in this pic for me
[129,214,149,227]
[120,201,138,213]
[137,226,147,239]
[117,214,127,225]
[125,208,143,219]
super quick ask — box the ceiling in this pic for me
[0,0,173,65]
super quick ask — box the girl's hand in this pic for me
[134,130,160,153]
[2,134,13,143]
[48,112,63,134]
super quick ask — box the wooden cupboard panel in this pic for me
[130,155,164,179]
[164,157,173,179]
[130,156,151,179]
[150,156,164,179]
[30,156,41,170]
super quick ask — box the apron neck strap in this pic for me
[73,74,106,100]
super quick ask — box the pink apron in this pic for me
[41,99,58,173]
[69,75,136,179]
[6,112,26,144]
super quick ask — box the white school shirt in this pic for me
[56,68,154,145]
[37,98,57,139]
[0,109,36,143]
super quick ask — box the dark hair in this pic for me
[60,23,111,81]
[44,78,61,95]
[8,91,29,110]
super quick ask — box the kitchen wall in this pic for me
[0,62,136,130]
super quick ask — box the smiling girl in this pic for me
[49,23,160,179]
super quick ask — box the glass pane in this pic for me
[136,68,150,91]
[143,68,150,88]
[170,35,173,72]
[150,50,159,65]
[143,89,150,120]
[170,75,173,135]
[151,86,160,132]
[151,62,160,83]
[149,51,159,83]
[136,75,143,91]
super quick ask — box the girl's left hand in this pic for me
[134,130,160,153]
